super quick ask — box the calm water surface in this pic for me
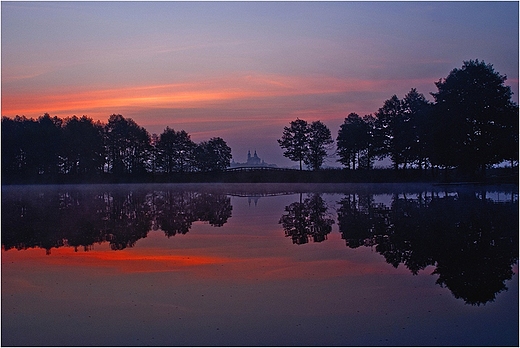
[2,183,518,346]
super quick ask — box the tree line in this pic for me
[2,113,232,182]
[2,59,518,183]
[278,60,518,176]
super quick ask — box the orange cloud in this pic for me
[1,73,396,119]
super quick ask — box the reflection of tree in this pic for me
[376,193,436,274]
[101,190,152,250]
[2,188,232,253]
[279,193,334,244]
[155,191,196,237]
[154,191,232,237]
[193,193,232,227]
[55,191,107,252]
[337,194,388,248]
[428,193,518,305]
[336,190,519,305]
[2,190,105,254]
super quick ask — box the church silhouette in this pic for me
[230,150,277,168]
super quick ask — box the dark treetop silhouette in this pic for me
[1,114,233,184]
[2,59,518,183]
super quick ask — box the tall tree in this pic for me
[149,133,160,175]
[358,114,377,170]
[1,116,26,178]
[305,121,334,170]
[401,88,432,170]
[62,116,105,176]
[104,114,151,175]
[431,59,518,175]
[157,127,196,174]
[33,114,64,176]
[374,95,405,170]
[336,113,371,170]
[194,137,232,172]
[278,119,310,171]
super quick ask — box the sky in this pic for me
[2,1,519,168]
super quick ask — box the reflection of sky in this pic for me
[2,2,518,167]
[2,230,518,346]
[2,190,518,346]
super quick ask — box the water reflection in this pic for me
[2,187,232,253]
[2,185,518,306]
[279,193,334,244]
[336,190,519,305]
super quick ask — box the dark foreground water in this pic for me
[2,183,518,346]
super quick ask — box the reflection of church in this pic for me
[230,150,277,168]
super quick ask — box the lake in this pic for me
[2,183,518,346]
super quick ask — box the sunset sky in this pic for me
[2,1,518,167]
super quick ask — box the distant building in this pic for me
[230,150,277,168]
[247,150,261,165]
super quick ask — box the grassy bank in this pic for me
[2,167,517,185]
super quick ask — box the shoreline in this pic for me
[2,167,517,186]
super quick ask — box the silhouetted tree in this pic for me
[3,113,66,178]
[401,88,432,170]
[374,95,406,170]
[304,120,334,170]
[194,137,232,172]
[278,119,310,171]
[337,113,362,170]
[430,59,518,176]
[1,116,27,178]
[157,127,196,174]
[358,114,377,169]
[2,113,239,182]
[150,133,160,175]
[104,114,151,175]
[62,116,105,176]
[336,113,373,169]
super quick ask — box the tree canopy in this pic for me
[278,118,333,170]
[278,119,310,171]
[335,60,517,176]
[1,113,234,182]
[336,113,373,170]
[156,127,196,174]
[430,59,518,174]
